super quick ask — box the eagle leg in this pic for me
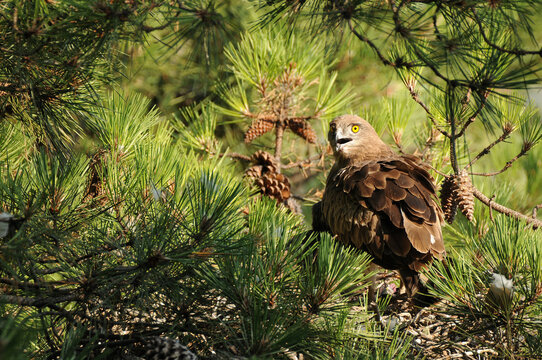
[398,268,422,298]
[367,263,378,304]
[399,267,440,306]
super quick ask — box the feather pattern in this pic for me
[323,158,445,269]
[313,115,446,298]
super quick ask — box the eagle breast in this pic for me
[316,115,445,272]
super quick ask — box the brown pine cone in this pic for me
[255,172,291,202]
[244,165,263,179]
[440,175,459,224]
[287,118,317,143]
[250,150,277,174]
[456,170,475,222]
[85,149,107,202]
[245,118,275,143]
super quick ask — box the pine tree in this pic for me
[1,1,542,359]
[258,1,542,357]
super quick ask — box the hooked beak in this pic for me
[333,128,353,152]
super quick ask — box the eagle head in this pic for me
[328,115,392,162]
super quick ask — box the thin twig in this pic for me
[454,91,488,140]
[283,153,323,169]
[211,151,251,162]
[465,130,511,170]
[406,82,451,138]
[448,85,459,173]
[224,152,251,162]
[472,187,542,228]
[471,145,530,176]
[471,9,542,57]
[488,195,495,222]
[393,133,406,155]
[532,204,542,219]
[427,164,448,177]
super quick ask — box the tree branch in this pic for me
[283,153,323,169]
[472,187,542,229]
[471,9,542,57]
[224,152,251,162]
[0,293,80,307]
[447,85,459,173]
[471,144,530,176]
[0,278,74,292]
[454,90,488,140]
[275,123,285,172]
[406,81,451,138]
[465,129,512,169]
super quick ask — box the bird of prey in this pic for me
[312,114,445,299]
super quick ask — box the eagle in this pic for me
[312,114,445,299]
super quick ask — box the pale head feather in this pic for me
[328,115,393,165]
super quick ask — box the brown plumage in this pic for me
[312,114,445,298]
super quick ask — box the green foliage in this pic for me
[173,102,219,153]
[218,28,356,137]
[0,0,252,152]
[0,314,31,360]
[300,235,373,314]
[90,91,161,155]
[425,214,542,358]
[1,0,542,358]
[0,92,409,358]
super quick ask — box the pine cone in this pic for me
[85,149,107,203]
[255,172,291,202]
[440,175,459,224]
[287,118,317,143]
[244,118,275,143]
[244,165,263,179]
[456,170,475,222]
[144,337,197,360]
[250,150,277,174]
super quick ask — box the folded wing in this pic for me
[333,156,445,270]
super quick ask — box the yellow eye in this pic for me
[352,125,359,133]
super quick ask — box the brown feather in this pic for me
[385,168,402,179]
[385,203,403,228]
[413,174,436,193]
[369,172,387,189]
[395,173,416,188]
[383,224,411,257]
[367,189,388,211]
[316,115,445,299]
[356,182,374,198]
[384,181,407,201]
[403,192,428,214]
[401,211,432,253]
